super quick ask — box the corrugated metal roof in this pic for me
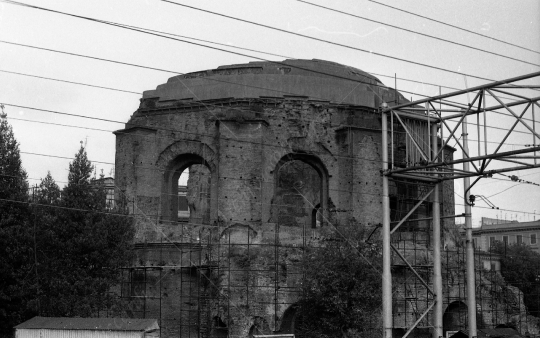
[15,317,159,332]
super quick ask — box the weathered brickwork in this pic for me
[114,59,531,338]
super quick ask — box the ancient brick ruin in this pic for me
[114,59,535,338]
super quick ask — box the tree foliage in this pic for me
[0,139,135,336]
[492,241,540,317]
[33,146,134,317]
[296,224,382,338]
[0,118,31,337]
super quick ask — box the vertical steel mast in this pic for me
[431,122,443,338]
[462,111,478,337]
[380,71,540,337]
[381,103,393,338]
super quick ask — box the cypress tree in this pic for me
[37,145,134,317]
[0,117,31,337]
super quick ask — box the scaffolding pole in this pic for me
[382,104,393,338]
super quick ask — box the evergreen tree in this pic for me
[0,117,31,337]
[36,171,61,205]
[28,172,62,316]
[35,145,134,317]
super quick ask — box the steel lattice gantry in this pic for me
[380,71,540,338]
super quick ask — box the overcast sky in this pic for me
[1,0,539,226]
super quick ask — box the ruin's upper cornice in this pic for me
[142,59,406,108]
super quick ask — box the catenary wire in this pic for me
[4,102,540,174]
[9,112,538,150]
[294,0,540,67]
[2,2,533,107]
[2,0,528,86]
[8,114,540,203]
[2,4,536,217]
[6,122,539,204]
[3,177,538,224]
[367,0,540,55]
[5,170,540,276]
[2,2,537,126]
[4,103,540,206]
[159,0,537,83]
[0,39,519,104]
[8,120,540,198]
[0,69,140,95]
[1,191,538,223]
[2,42,536,166]
[2,27,536,116]
[5,95,539,146]
[3,61,536,127]
[3,61,537,136]
[3,109,406,167]
[2,29,532,320]
[7,112,539,197]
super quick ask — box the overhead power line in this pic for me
[0,39,521,105]
[0,69,140,95]
[159,0,531,82]
[2,193,538,221]
[2,103,395,165]
[1,2,531,104]
[367,0,540,55]
[4,100,539,170]
[1,0,519,84]
[0,40,181,75]
[2,3,537,141]
[20,151,114,165]
[294,0,540,67]
[4,64,537,132]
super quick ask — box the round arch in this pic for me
[278,304,298,334]
[443,301,468,335]
[273,153,329,227]
[157,141,217,224]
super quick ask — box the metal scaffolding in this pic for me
[381,71,540,337]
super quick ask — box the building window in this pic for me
[490,262,496,271]
[503,236,508,245]
[473,238,477,248]
[489,236,495,248]
[532,234,537,245]
[517,235,523,245]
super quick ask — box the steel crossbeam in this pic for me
[380,71,540,338]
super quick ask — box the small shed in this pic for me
[449,328,522,338]
[15,317,159,338]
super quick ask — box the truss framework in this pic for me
[381,71,540,338]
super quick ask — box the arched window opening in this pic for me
[443,301,468,336]
[278,305,298,334]
[272,154,328,228]
[161,154,211,226]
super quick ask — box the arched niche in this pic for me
[278,304,298,334]
[443,301,468,335]
[271,153,329,227]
